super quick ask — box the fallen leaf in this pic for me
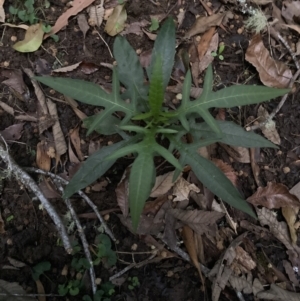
[45,0,97,38]
[116,167,130,217]
[283,260,299,287]
[245,34,292,88]
[0,123,24,141]
[257,283,300,300]
[185,13,224,39]
[257,105,281,144]
[182,225,205,285]
[0,279,36,300]
[13,23,44,53]
[79,61,99,74]
[173,177,200,202]
[220,143,250,163]
[247,182,300,209]
[122,20,150,36]
[197,27,216,61]
[39,177,61,199]
[69,127,84,161]
[170,208,224,236]
[1,23,29,30]
[36,141,51,171]
[212,159,237,186]
[104,4,127,36]
[1,69,30,101]
[0,0,4,23]
[282,1,300,25]
[150,171,177,198]
[34,58,52,75]
[52,62,82,73]
[87,0,104,27]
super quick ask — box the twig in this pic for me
[0,137,72,253]
[269,27,300,70]
[94,30,113,58]
[24,168,116,242]
[246,68,300,131]
[53,179,97,295]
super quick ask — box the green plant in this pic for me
[93,234,117,267]
[35,18,289,230]
[32,261,51,281]
[83,282,115,301]
[9,0,52,32]
[58,279,81,296]
[211,43,225,60]
[149,17,159,31]
[128,276,140,290]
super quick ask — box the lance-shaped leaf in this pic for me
[113,36,148,109]
[63,137,140,198]
[191,120,277,148]
[147,17,176,90]
[177,65,289,134]
[168,137,256,218]
[148,55,164,119]
[35,68,136,134]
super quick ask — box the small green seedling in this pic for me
[58,279,81,296]
[32,261,51,281]
[9,0,52,33]
[128,276,140,290]
[93,234,117,268]
[35,17,289,230]
[83,283,115,301]
[211,44,225,61]
[6,215,14,222]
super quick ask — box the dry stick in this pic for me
[0,138,72,253]
[269,26,300,71]
[24,168,116,242]
[53,179,97,295]
[247,68,300,131]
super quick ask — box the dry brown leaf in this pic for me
[104,4,127,36]
[185,13,224,39]
[257,283,300,300]
[170,209,224,236]
[235,246,256,271]
[212,159,237,186]
[220,143,250,163]
[39,177,61,199]
[283,24,300,35]
[45,0,97,38]
[87,0,104,27]
[36,141,51,171]
[282,1,300,25]
[182,225,205,285]
[143,194,169,215]
[247,182,300,209]
[68,138,80,164]
[69,127,84,161]
[0,123,24,141]
[142,29,157,41]
[283,260,299,287]
[0,0,4,22]
[257,105,281,144]
[229,274,253,294]
[1,23,28,30]
[47,99,67,157]
[150,171,177,198]
[282,206,298,244]
[245,34,292,88]
[122,20,150,36]
[52,62,82,73]
[115,166,130,217]
[35,279,46,301]
[173,177,200,202]
[1,69,30,101]
[197,27,216,61]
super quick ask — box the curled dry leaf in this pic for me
[36,141,51,171]
[13,23,44,53]
[247,182,300,209]
[104,4,127,36]
[257,105,281,144]
[150,171,176,198]
[115,166,130,217]
[87,0,104,27]
[245,34,292,88]
[0,123,24,141]
[185,13,225,39]
[173,177,200,202]
[69,127,84,161]
[212,159,237,186]
[0,0,4,23]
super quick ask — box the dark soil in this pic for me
[0,0,300,300]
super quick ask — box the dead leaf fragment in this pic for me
[116,167,130,217]
[171,209,224,236]
[36,141,51,171]
[247,182,300,209]
[185,13,224,39]
[257,105,281,144]
[45,0,97,38]
[257,283,300,300]
[150,171,177,198]
[0,123,24,141]
[173,177,200,202]
[0,210,5,234]
[13,23,44,53]
[0,0,4,23]
[87,0,104,27]
[105,4,127,36]
[245,34,292,88]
